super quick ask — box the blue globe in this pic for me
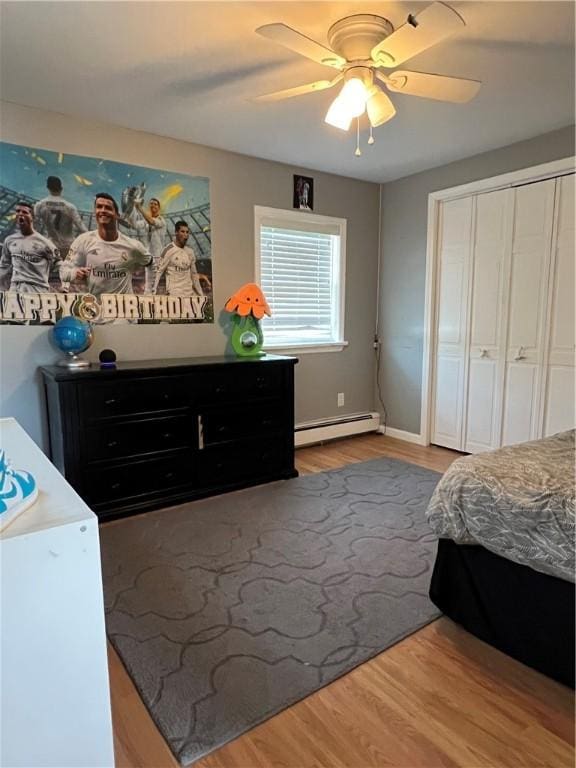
[52,316,94,356]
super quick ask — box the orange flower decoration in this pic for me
[225,283,271,320]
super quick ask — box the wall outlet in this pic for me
[337,392,345,407]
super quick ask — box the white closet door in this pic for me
[542,174,575,436]
[432,196,473,449]
[463,188,511,453]
[501,179,556,446]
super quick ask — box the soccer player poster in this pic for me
[0,141,212,325]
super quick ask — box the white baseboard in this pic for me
[378,426,428,446]
[295,412,380,448]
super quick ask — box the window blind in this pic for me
[259,224,340,343]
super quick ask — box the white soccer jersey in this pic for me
[125,211,166,260]
[34,195,87,249]
[0,230,61,292]
[147,216,167,261]
[61,230,151,297]
[154,243,203,296]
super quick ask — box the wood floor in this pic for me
[110,433,575,768]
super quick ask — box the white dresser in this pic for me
[0,418,114,767]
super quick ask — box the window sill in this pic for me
[263,341,349,355]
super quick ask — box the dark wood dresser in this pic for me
[41,355,298,520]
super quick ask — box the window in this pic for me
[254,206,347,352]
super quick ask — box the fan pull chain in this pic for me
[368,124,375,145]
[355,118,362,157]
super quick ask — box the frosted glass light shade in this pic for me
[338,78,368,117]
[366,88,396,127]
[325,97,353,130]
[325,77,368,131]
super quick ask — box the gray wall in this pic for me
[0,101,380,450]
[377,125,575,434]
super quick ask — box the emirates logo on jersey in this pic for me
[92,261,128,279]
[14,250,42,264]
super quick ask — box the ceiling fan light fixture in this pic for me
[366,86,396,127]
[337,77,369,117]
[325,96,353,130]
[255,4,480,150]
[325,73,370,130]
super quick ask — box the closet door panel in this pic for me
[544,367,575,436]
[432,197,473,449]
[437,259,465,344]
[466,358,498,450]
[502,179,556,444]
[434,357,464,448]
[548,174,575,366]
[464,189,510,453]
[543,174,575,436]
[502,364,539,446]
[469,191,508,348]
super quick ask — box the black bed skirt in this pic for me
[429,539,575,688]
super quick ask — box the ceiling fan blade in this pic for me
[371,2,465,68]
[366,88,396,127]
[254,75,343,102]
[383,70,481,103]
[256,23,346,69]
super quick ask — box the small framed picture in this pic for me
[293,175,314,211]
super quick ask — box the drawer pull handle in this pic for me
[262,419,273,426]
[218,426,226,433]
[111,482,121,490]
[256,377,266,387]
[198,415,204,450]
[107,440,118,448]
[215,385,225,394]
[165,472,175,479]
[105,398,116,405]
[162,433,172,439]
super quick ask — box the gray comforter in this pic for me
[426,430,575,582]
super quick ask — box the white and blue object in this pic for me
[0,449,38,531]
[51,315,93,368]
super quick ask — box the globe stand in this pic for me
[57,352,91,369]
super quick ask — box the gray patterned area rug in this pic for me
[100,457,442,765]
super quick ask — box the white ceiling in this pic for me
[0,1,574,182]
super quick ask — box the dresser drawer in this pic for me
[84,451,194,504]
[197,439,285,487]
[195,365,283,405]
[200,404,283,446]
[81,377,190,419]
[85,414,195,462]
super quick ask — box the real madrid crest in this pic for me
[74,293,101,322]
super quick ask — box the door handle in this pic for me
[514,346,527,361]
[479,348,489,358]
[197,415,204,450]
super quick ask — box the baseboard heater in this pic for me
[294,412,380,448]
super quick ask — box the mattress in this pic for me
[426,430,575,582]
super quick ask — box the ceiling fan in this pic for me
[255,2,481,143]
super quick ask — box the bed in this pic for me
[426,429,575,688]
